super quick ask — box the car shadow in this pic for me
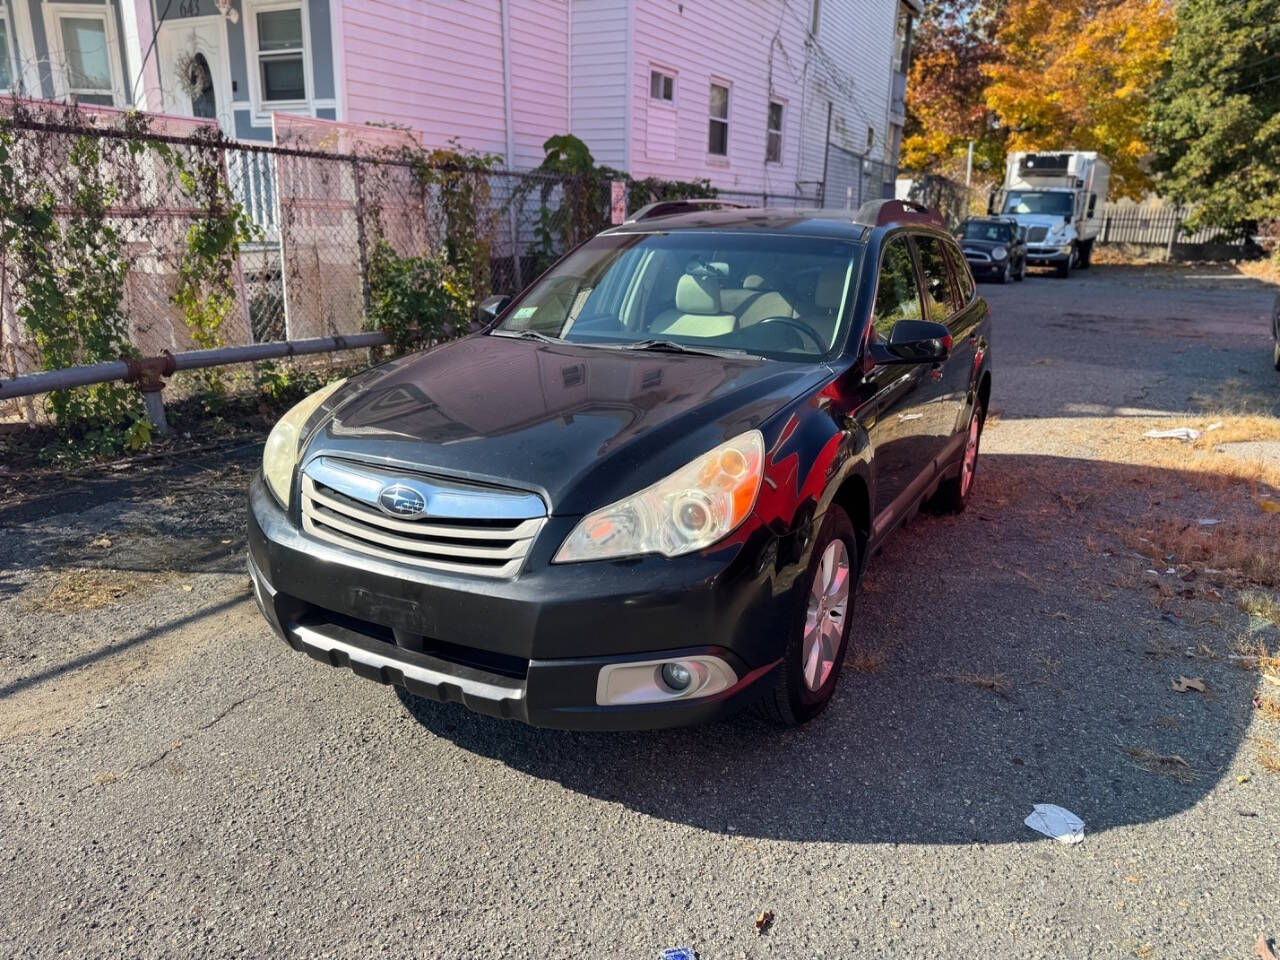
[397,452,1271,845]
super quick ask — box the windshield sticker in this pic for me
[513,306,538,320]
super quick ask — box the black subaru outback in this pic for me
[247,199,993,730]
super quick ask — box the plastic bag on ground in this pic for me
[1024,803,1085,844]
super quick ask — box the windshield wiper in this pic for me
[619,339,747,357]
[491,328,563,343]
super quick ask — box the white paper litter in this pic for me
[1197,518,1221,526]
[1144,427,1200,442]
[1205,421,1223,432]
[1024,804,1085,845]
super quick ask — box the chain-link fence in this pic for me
[0,101,827,424]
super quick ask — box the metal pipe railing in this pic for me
[0,332,388,402]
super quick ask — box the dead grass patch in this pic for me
[1237,591,1280,628]
[27,568,172,612]
[936,672,1013,698]
[1255,737,1280,774]
[1258,698,1280,723]
[1122,743,1200,783]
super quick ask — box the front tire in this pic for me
[1015,257,1027,281]
[1078,240,1092,269]
[757,506,858,726]
[932,398,986,514]
[1056,249,1074,279]
[1273,335,1280,372]
[997,261,1011,284]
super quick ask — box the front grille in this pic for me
[963,247,992,262]
[300,460,546,578]
[1026,226,1049,243]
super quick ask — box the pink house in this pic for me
[5,0,918,199]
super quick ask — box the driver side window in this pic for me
[871,237,922,339]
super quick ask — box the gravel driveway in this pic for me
[1,264,1278,959]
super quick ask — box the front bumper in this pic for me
[247,474,789,729]
[1026,244,1072,264]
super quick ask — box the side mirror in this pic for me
[986,193,997,216]
[868,319,952,366]
[477,294,511,325]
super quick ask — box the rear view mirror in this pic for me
[868,320,953,366]
[477,294,511,325]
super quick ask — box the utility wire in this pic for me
[130,0,175,105]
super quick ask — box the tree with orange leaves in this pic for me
[981,0,1175,198]
[901,1,1007,177]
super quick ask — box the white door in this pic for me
[156,17,233,132]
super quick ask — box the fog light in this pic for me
[661,662,693,691]
[595,655,739,706]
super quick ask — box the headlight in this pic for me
[992,246,1008,260]
[262,378,347,507]
[554,429,765,562]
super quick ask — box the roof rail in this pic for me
[853,198,945,229]
[625,198,750,223]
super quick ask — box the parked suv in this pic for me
[247,199,993,729]
[957,217,1026,283]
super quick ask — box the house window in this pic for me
[867,126,875,151]
[255,6,306,103]
[708,82,730,156]
[46,7,121,106]
[766,100,784,163]
[649,69,674,102]
[0,14,13,93]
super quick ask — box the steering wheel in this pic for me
[755,316,826,352]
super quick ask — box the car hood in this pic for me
[306,335,829,515]
[960,237,1012,250]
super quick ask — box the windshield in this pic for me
[494,232,863,360]
[961,221,1013,243]
[1003,191,1074,217]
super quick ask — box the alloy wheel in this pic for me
[802,539,850,691]
[960,411,981,498]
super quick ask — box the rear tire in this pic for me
[932,398,986,514]
[1273,336,1280,372]
[757,506,858,727]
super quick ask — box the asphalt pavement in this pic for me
[1,263,1278,959]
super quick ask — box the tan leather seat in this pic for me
[798,266,849,348]
[650,273,737,338]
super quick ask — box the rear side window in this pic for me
[912,234,959,321]
[871,236,922,338]
[945,237,975,303]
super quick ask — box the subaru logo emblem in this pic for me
[377,483,427,518]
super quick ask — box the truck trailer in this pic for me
[991,151,1111,278]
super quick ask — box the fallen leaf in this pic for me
[1172,676,1206,694]
[1263,674,1280,687]
[1238,775,1250,784]
[182,584,193,592]
[1261,500,1280,514]
[89,537,112,548]
[1125,875,1140,884]
[1256,935,1278,960]
[755,910,774,935]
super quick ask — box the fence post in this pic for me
[1166,208,1182,261]
[352,157,372,322]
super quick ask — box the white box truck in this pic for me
[991,151,1111,278]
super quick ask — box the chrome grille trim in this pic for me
[1026,226,1049,243]
[300,460,546,578]
[963,248,992,262]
